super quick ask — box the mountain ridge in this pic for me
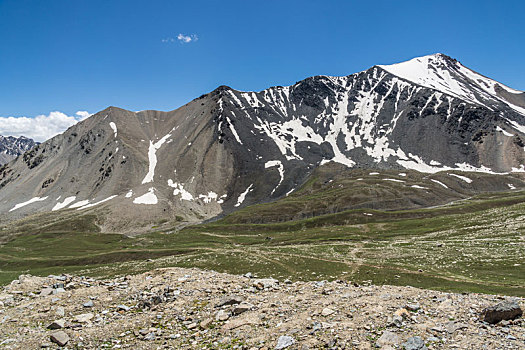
[1,54,525,229]
[0,135,38,166]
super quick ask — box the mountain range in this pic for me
[1,53,524,231]
[0,135,37,166]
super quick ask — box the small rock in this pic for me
[55,306,65,317]
[233,301,254,315]
[187,322,198,330]
[376,330,400,347]
[275,335,295,349]
[144,332,155,341]
[83,300,94,308]
[321,308,335,317]
[40,288,53,296]
[216,296,243,307]
[394,308,410,318]
[50,331,69,347]
[391,315,403,328]
[73,313,94,323]
[402,336,427,350]
[406,303,421,312]
[481,300,523,324]
[47,319,66,330]
[117,304,131,312]
[216,309,230,321]
[253,278,279,290]
[200,318,213,329]
[445,321,468,334]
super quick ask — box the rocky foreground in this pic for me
[0,268,523,349]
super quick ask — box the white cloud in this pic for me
[176,33,198,43]
[0,111,92,142]
[75,111,91,120]
[161,34,198,44]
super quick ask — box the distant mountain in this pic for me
[1,53,524,229]
[0,135,38,165]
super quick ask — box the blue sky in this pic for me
[1,0,524,140]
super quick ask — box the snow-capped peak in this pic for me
[378,53,525,115]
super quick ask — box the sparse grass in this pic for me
[0,177,524,296]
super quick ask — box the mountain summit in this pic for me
[0,135,37,166]
[1,54,524,227]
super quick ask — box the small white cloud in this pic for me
[75,111,92,120]
[176,33,198,43]
[161,37,175,43]
[0,111,91,142]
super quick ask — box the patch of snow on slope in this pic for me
[69,200,90,209]
[508,183,516,190]
[383,178,405,183]
[254,117,323,161]
[430,179,448,189]
[199,192,218,204]
[142,133,171,184]
[235,184,253,207]
[265,160,284,195]
[217,194,227,204]
[411,185,427,189]
[133,188,157,205]
[448,173,473,183]
[505,119,525,134]
[109,122,118,137]
[167,179,194,201]
[496,126,514,137]
[125,190,133,198]
[9,196,48,212]
[52,196,76,211]
[226,116,243,144]
[77,195,117,210]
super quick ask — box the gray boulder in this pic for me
[50,331,69,347]
[402,336,427,350]
[481,300,523,324]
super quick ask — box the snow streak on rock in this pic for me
[142,133,171,184]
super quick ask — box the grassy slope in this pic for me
[0,178,524,296]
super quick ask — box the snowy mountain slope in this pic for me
[378,53,525,116]
[0,135,38,165]
[1,53,524,228]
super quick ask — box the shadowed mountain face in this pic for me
[1,54,524,229]
[0,135,37,166]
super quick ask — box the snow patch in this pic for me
[9,196,48,212]
[496,126,514,137]
[235,184,253,207]
[265,160,284,195]
[142,133,172,184]
[167,179,194,201]
[77,195,117,210]
[199,192,218,204]
[125,190,133,198]
[383,178,405,183]
[69,200,90,209]
[109,122,118,137]
[133,188,158,205]
[448,173,473,183]
[52,196,76,211]
[430,179,448,189]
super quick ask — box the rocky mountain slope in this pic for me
[0,135,37,166]
[0,267,523,349]
[1,54,525,228]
